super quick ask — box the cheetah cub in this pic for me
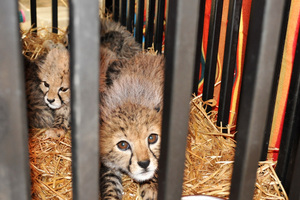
[24,43,71,138]
[100,53,165,200]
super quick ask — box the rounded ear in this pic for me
[105,60,124,87]
[42,40,66,51]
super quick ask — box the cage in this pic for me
[0,0,300,200]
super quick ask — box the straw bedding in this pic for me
[24,30,288,200]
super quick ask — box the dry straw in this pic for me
[21,27,68,61]
[25,30,287,200]
[29,129,72,200]
[180,96,288,200]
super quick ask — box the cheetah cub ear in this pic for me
[105,60,124,87]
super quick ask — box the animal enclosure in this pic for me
[0,0,300,200]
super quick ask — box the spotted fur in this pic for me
[100,18,141,58]
[24,46,71,137]
[100,53,165,200]
[24,57,54,128]
[24,18,162,199]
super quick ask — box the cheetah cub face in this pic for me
[100,103,162,182]
[37,48,70,110]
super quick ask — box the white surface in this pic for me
[182,195,223,200]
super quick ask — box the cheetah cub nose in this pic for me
[47,98,55,103]
[138,160,150,169]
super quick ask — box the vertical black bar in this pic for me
[126,0,135,33]
[260,0,292,161]
[157,0,200,200]
[216,0,243,127]
[113,0,119,22]
[202,0,223,111]
[105,0,113,14]
[69,0,100,199]
[289,137,300,199]
[0,1,30,200]
[135,0,145,44]
[144,0,156,49]
[119,0,127,26]
[276,28,300,194]
[192,0,206,95]
[52,0,58,33]
[154,0,166,53]
[30,0,37,30]
[229,1,285,200]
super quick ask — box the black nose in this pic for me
[47,98,55,103]
[138,160,150,169]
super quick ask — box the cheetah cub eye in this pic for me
[148,134,158,144]
[43,81,50,88]
[59,87,69,92]
[117,141,130,151]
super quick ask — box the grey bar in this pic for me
[69,0,100,199]
[229,0,285,200]
[157,0,200,200]
[0,1,30,200]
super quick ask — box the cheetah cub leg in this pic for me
[100,165,123,200]
[140,177,158,200]
[45,105,70,139]
[45,128,66,139]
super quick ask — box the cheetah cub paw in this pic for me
[45,128,66,139]
[140,183,157,200]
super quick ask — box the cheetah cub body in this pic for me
[100,53,165,200]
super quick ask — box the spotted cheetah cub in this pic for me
[24,44,71,138]
[100,53,165,200]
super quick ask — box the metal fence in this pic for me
[0,0,300,199]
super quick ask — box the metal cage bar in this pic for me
[202,0,223,111]
[105,0,113,13]
[216,0,243,127]
[229,0,285,199]
[119,0,127,26]
[192,0,206,95]
[260,0,292,161]
[30,0,37,31]
[289,136,300,199]
[113,0,119,22]
[52,0,58,33]
[154,0,166,53]
[135,0,145,44]
[157,0,200,199]
[144,0,156,49]
[0,1,30,199]
[276,27,300,194]
[126,0,135,33]
[69,0,100,199]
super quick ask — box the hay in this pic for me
[180,96,288,200]
[29,129,72,200]
[25,30,288,200]
[22,28,68,61]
